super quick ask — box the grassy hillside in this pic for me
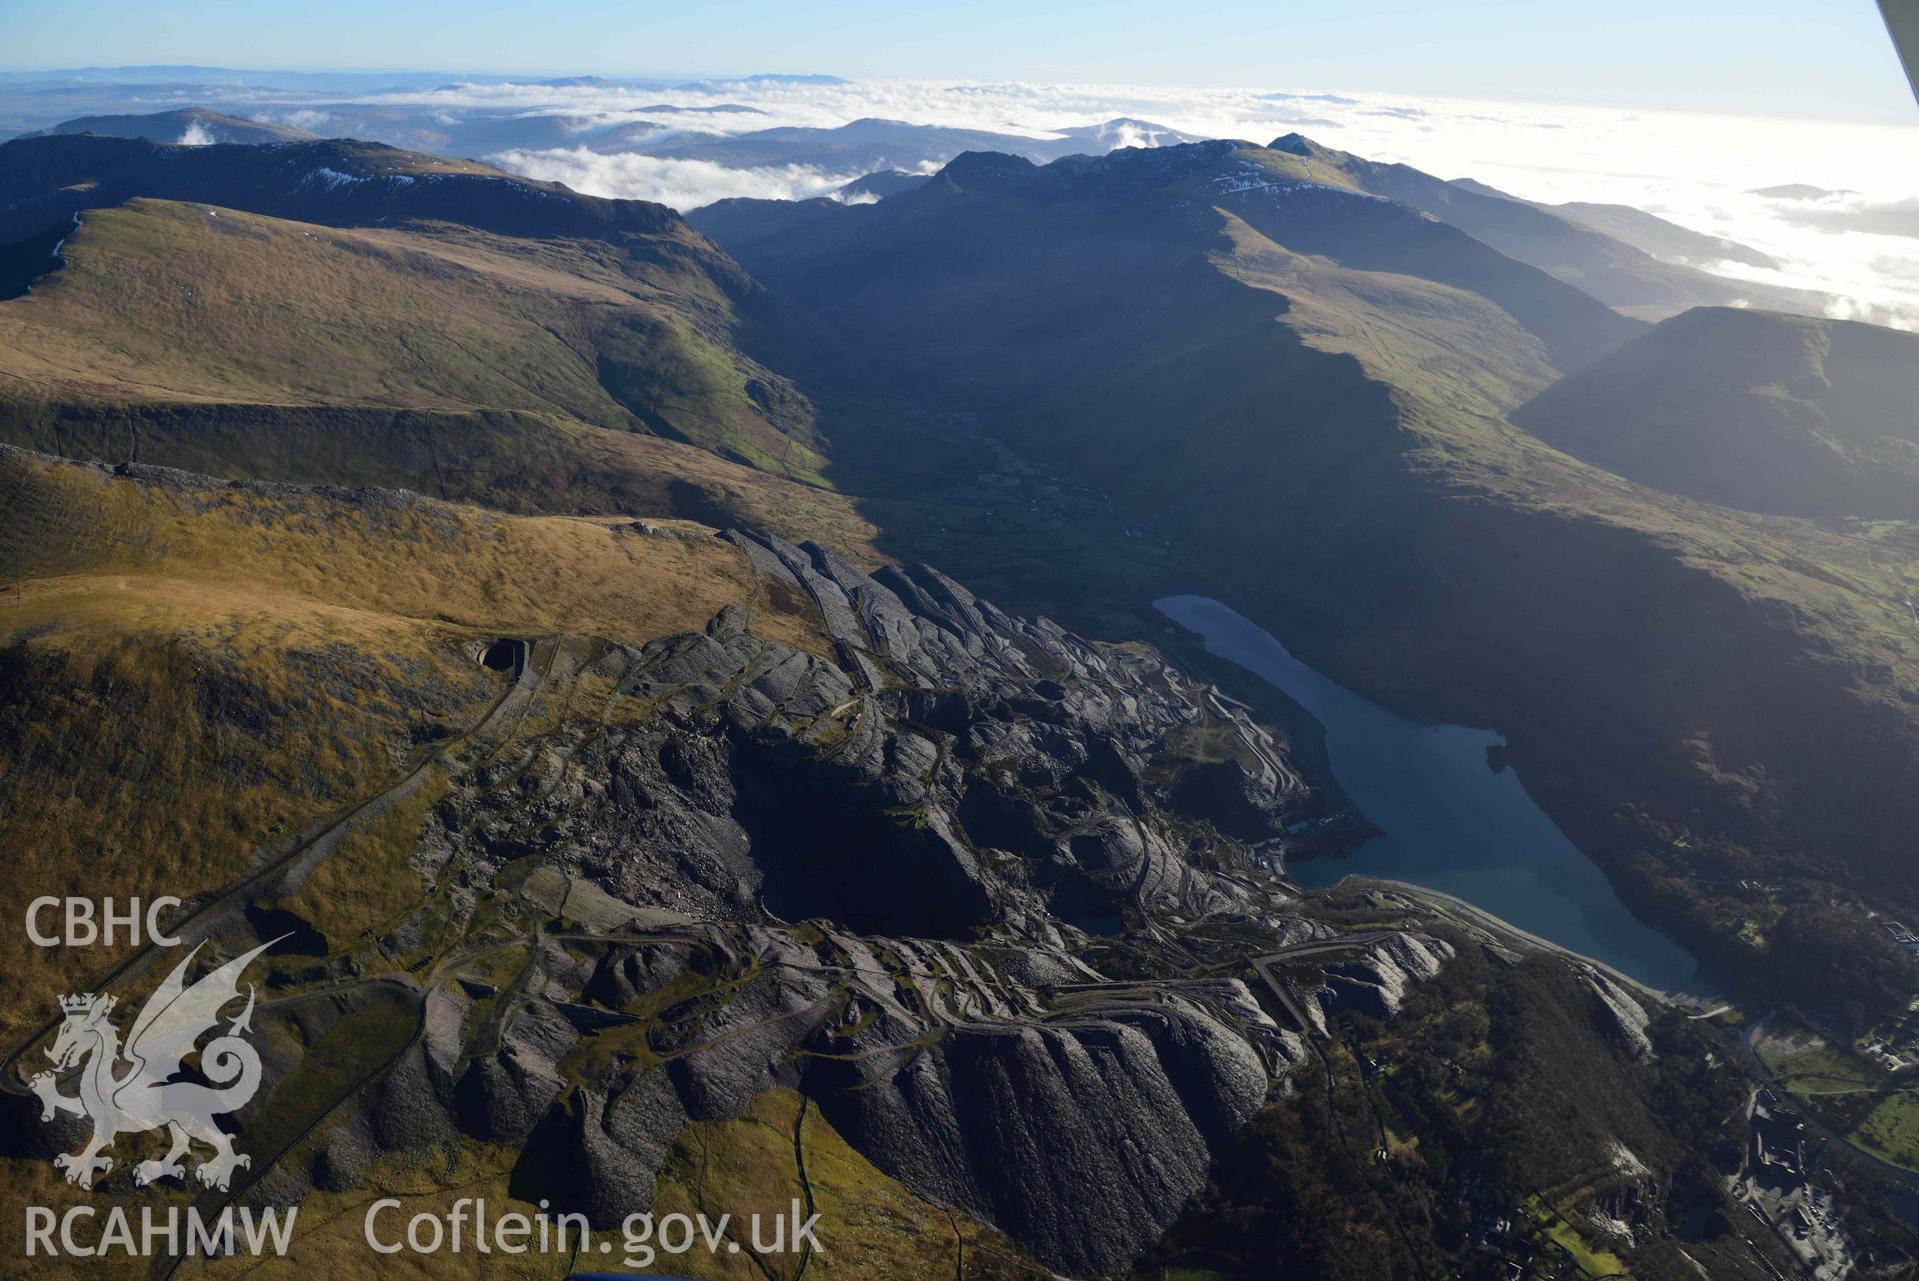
[181,1091,1051,1281]
[1514,306,1919,519]
[0,135,1011,554]
[0,398,886,562]
[0,445,826,1039]
[0,197,832,481]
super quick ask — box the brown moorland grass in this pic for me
[0,579,491,1042]
[0,447,827,653]
[0,449,830,1039]
[0,198,830,482]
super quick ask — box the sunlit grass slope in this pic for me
[0,446,825,1040]
[0,198,830,482]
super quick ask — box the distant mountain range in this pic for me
[1450,176,1780,270]
[0,133,684,242]
[6,103,1863,313]
[1263,133,1826,317]
[0,70,821,139]
[615,114,1208,172]
[836,168,928,200]
[677,72,850,87]
[22,105,319,145]
[17,102,1214,177]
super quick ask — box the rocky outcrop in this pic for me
[120,522,1451,1277]
[418,531,1300,947]
[472,919,1289,1277]
[1311,932,1455,1021]
[1583,969,1655,1062]
[815,1008,1266,1273]
[343,530,1380,1273]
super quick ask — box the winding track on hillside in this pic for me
[0,634,549,1096]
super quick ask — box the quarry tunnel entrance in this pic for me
[481,638,526,675]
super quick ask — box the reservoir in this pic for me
[1156,594,1700,992]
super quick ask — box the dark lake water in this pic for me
[1156,594,1700,991]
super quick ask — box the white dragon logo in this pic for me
[29,939,278,1192]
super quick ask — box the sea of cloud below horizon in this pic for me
[204,74,1919,329]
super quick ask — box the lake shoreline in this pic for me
[1157,593,1703,991]
[1327,876,1716,1007]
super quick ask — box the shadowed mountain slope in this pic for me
[692,140,1919,972]
[1514,306,1919,519]
[602,114,1207,170]
[694,138,1640,372]
[1267,133,1826,318]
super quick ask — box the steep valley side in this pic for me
[692,142,1919,1012]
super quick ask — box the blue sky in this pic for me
[1,0,1911,120]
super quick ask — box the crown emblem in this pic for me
[35,939,282,1193]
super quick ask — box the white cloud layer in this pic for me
[203,74,1919,327]
[487,147,864,208]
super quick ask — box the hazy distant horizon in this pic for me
[16,65,1900,327]
[2,0,1913,121]
[1,60,1913,127]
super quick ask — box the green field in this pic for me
[1850,1092,1919,1172]
[1755,1024,1883,1094]
[1526,1196,1631,1279]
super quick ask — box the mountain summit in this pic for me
[28,105,319,146]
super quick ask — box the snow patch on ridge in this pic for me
[304,166,366,189]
